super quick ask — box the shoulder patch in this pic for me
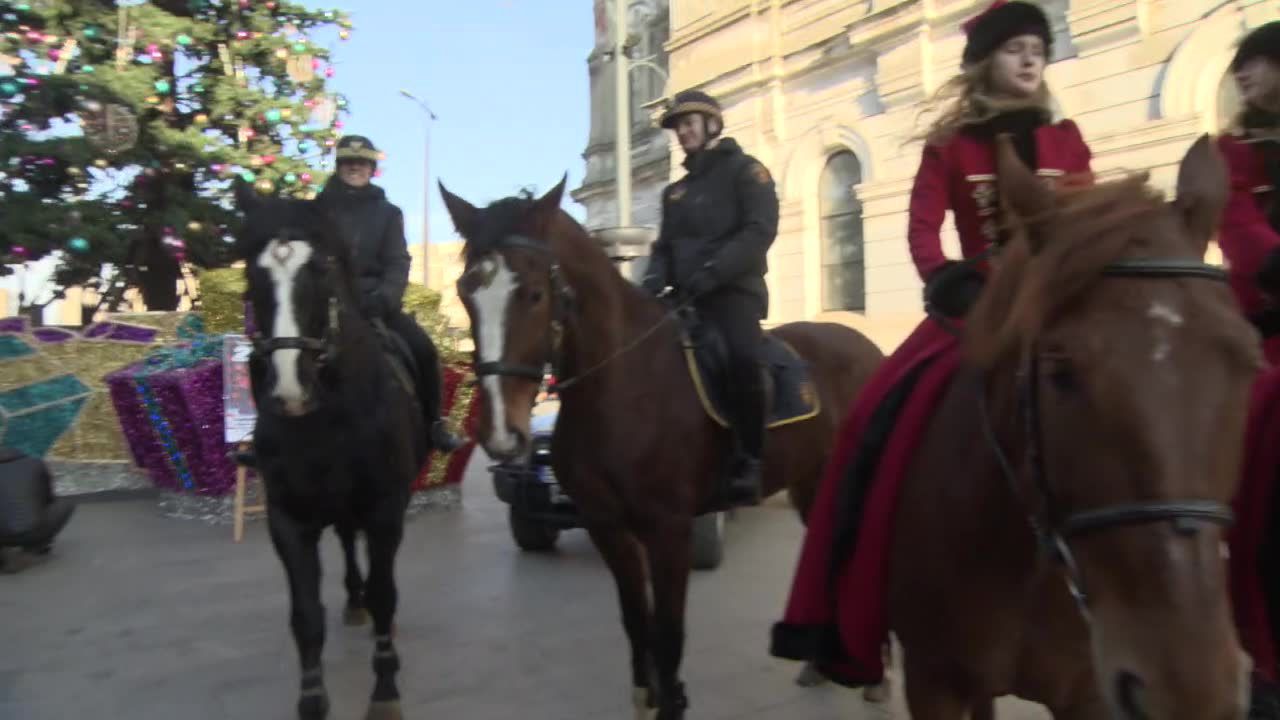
[748,161,772,185]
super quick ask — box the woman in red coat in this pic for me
[1219,21,1280,365]
[771,0,1095,688]
[1217,21,1280,719]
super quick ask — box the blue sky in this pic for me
[325,0,594,249]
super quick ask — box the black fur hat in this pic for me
[962,1,1053,67]
[1233,21,1280,72]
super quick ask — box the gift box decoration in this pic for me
[106,318,234,495]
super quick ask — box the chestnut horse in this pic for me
[887,135,1261,718]
[440,180,883,718]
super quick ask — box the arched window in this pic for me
[820,150,865,312]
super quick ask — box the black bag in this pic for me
[0,446,74,550]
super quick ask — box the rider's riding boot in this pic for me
[725,368,766,507]
[1251,674,1280,719]
[430,419,465,453]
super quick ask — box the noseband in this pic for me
[250,257,343,368]
[977,258,1235,614]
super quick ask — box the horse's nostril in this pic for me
[1115,670,1149,720]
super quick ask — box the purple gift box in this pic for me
[106,359,236,496]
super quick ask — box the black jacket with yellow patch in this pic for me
[645,137,779,317]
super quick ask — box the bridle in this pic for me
[967,258,1236,616]
[466,235,576,386]
[465,234,692,393]
[249,256,343,370]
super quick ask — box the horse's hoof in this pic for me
[863,677,891,704]
[795,662,828,687]
[297,692,330,719]
[344,606,370,626]
[365,700,402,720]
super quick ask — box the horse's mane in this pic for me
[965,173,1173,366]
[459,193,539,264]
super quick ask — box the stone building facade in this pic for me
[572,0,674,231]
[662,0,1277,349]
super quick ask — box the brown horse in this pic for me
[440,180,883,718]
[886,135,1262,718]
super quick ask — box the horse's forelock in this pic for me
[965,175,1171,366]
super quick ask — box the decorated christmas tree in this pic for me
[0,0,355,315]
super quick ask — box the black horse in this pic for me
[234,182,426,720]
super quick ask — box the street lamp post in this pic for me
[613,0,631,227]
[399,89,437,286]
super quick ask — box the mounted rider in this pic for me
[318,134,463,453]
[641,89,780,508]
[1216,20,1280,719]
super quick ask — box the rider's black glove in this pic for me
[924,261,985,319]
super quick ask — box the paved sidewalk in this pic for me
[0,451,1050,719]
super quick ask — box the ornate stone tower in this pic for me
[570,0,671,233]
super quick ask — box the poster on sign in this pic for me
[222,334,256,444]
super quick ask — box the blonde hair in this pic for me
[913,57,1053,146]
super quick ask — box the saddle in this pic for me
[677,308,819,430]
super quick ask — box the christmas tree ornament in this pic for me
[154,79,170,93]
[80,102,139,154]
[194,113,208,124]
[264,108,281,122]
[283,172,297,184]
[274,47,287,59]
[187,221,203,233]
[68,237,90,254]
[11,246,29,258]
[339,29,350,40]
[254,177,274,194]
[176,33,193,46]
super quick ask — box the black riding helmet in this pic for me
[660,89,724,138]
[334,134,381,168]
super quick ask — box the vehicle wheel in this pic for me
[691,511,725,570]
[509,507,560,552]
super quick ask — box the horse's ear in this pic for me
[439,180,478,239]
[1173,134,1227,255]
[995,134,1055,248]
[534,173,568,216]
[232,177,260,214]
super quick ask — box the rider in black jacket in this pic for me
[641,90,780,507]
[317,135,462,453]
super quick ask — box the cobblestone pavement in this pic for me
[1,451,1051,719]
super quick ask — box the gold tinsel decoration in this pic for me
[0,313,199,462]
[195,267,248,334]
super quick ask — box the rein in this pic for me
[466,234,695,393]
[933,255,1235,616]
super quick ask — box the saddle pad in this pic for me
[682,330,820,430]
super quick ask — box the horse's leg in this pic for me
[362,510,405,720]
[902,651,972,720]
[266,506,329,720]
[337,521,369,626]
[585,523,654,720]
[642,518,692,720]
